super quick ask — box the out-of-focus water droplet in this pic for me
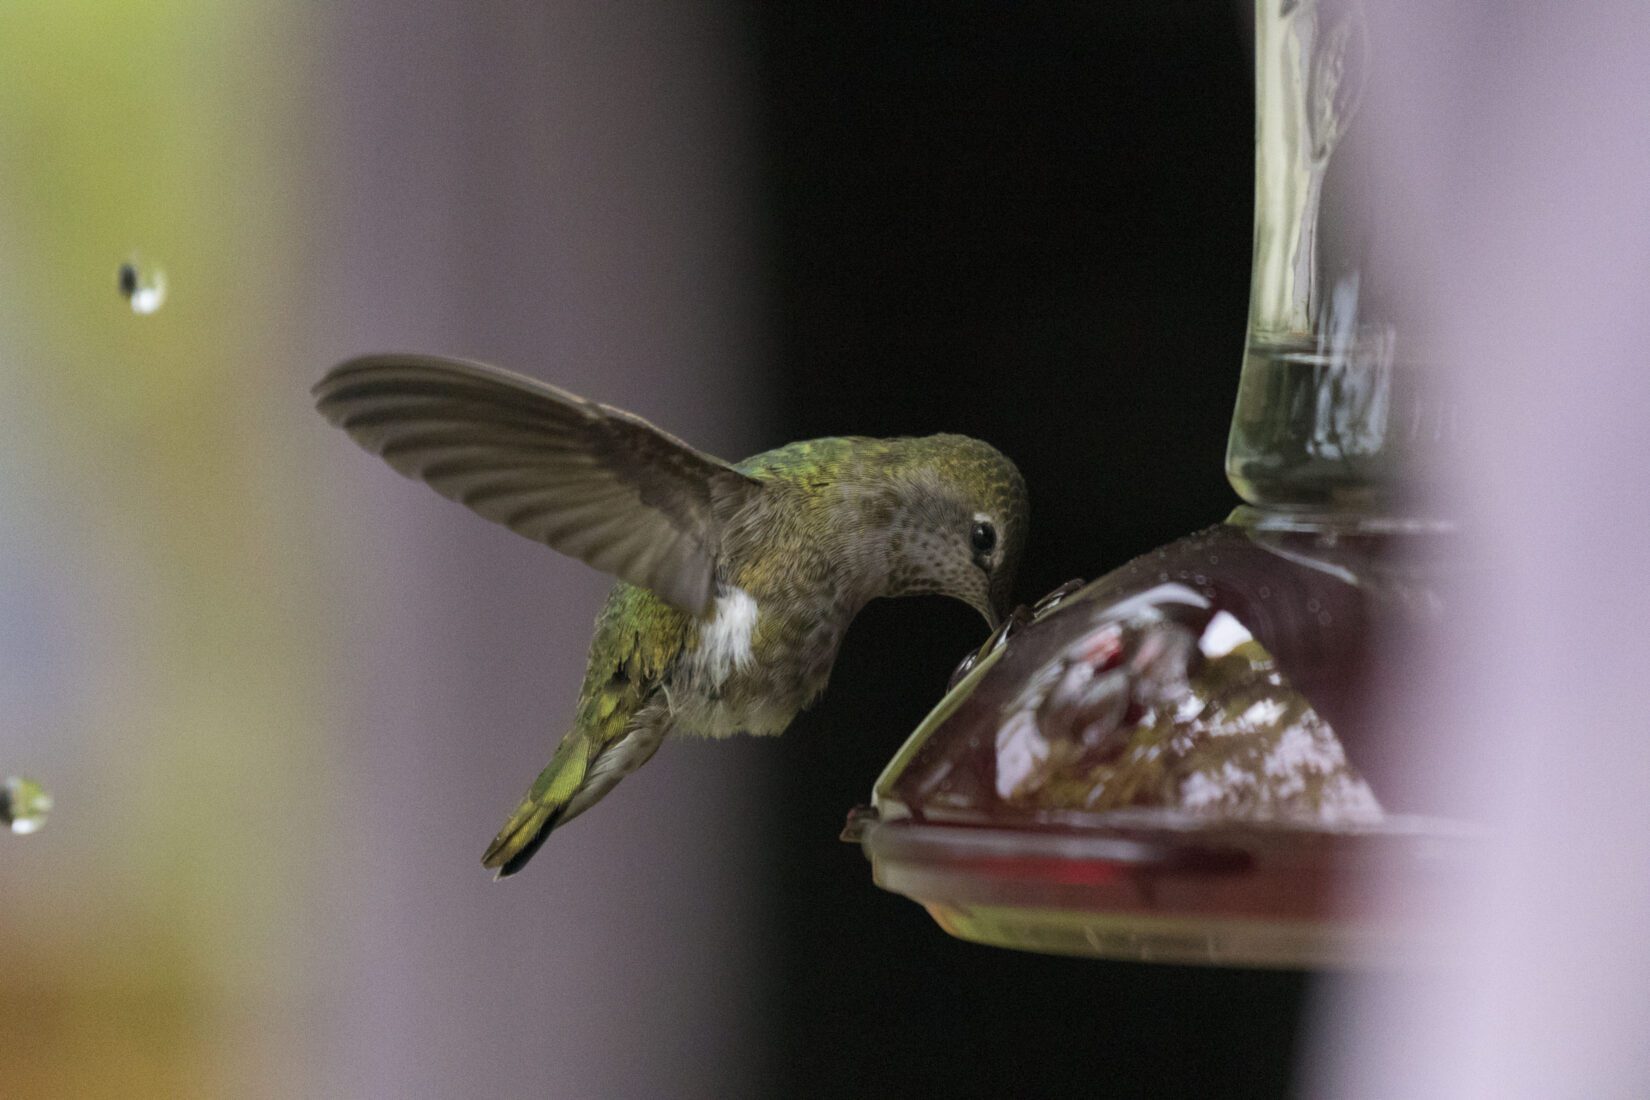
[118,258,167,315]
[1,776,52,835]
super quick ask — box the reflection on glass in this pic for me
[985,606,1379,823]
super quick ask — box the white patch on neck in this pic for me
[694,586,759,690]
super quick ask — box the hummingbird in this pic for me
[313,354,1028,877]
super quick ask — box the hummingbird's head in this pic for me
[881,435,1028,628]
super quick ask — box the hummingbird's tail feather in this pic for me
[486,803,562,879]
[483,703,671,879]
[482,731,591,879]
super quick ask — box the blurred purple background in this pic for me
[306,6,769,1098]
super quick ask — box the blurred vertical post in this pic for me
[1309,2,1650,1095]
[309,3,769,1098]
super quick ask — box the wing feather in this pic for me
[313,354,763,614]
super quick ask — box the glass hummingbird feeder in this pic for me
[845,0,1469,968]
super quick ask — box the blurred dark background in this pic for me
[750,5,1307,1098]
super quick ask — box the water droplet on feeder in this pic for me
[1,776,52,835]
[118,258,167,315]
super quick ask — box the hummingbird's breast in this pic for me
[666,479,876,738]
[668,578,856,739]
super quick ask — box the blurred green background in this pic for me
[0,4,340,1094]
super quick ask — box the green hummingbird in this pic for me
[313,354,1028,877]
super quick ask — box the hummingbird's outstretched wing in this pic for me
[313,354,763,614]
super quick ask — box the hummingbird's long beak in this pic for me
[975,575,1012,630]
[987,588,1018,630]
[963,590,999,629]
[975,593,1003,630]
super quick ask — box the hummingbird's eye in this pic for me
[970,520,998,557]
